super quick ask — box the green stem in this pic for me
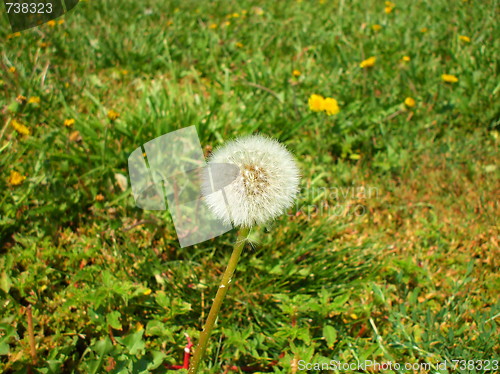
[188,227,250,374]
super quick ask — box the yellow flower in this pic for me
[9,67,16,73]
[57,19,65,25]
[459,35,471,43]
[107,110,120,121]
[323,98,340,115]
[223,21,231,27]
[28,96,41,104]
[292,69,301,77]
[372,24,382,31]
[39,42,49,48]
[143,288,152,295]
[420,27,428,33]
[47,20,56,27]
[360,56,376,68]
[16,95,27,104]
[8,171,26,186]
[404,97,416,107]
[11,119,31,135]
[235,42,244,48]
[308,94,325,112]
[402,56,411,62]
[385,6,394,14]
[7,32,21,39]
[253,7,264,16]
[385,1,396,6]
[442,74,459,83]
[64,118,75,127]
[232,12,240,18]
[209,23,218,29]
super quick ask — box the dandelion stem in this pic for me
[188,227,250,374]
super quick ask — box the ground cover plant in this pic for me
[1,0,499,373]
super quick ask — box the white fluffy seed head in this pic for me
[202,134,300,228]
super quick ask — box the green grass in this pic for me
[1,0,499,373]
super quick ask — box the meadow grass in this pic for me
[1,0,499,373]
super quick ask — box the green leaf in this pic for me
[118,330,145,355]
[106,311,122,330]
[323,325,337,348]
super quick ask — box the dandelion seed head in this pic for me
[202,135,300,228]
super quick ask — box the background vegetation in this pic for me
[1,0,498,372]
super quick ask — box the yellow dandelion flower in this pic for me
[16,95,27,104]
[404,97,416,107]
[107,110,120,121]
[384,6,394,14]
[8,170,26,186]
[459,35,470,43]
[95,193,105,201]
[402,56,411,62]
[242,10,248,15]
[292,69,301,77]
[360,56,376,68]
[64,118,75,127]
[254,7,264,16]
[11,119,31,135]
[9,67,16,73]
[209,23,218,29]
[57,19,65,25]
[223,21,231,27]
[385,1,396,6]
[323,98,340,116]
[441,74,458,83]
[372,24,382,31]
[28,96,41,104]
[235,42,244,48]
[47,20,56,27]
[7,32,21,39]
[39,42,49,48]
[308,94,325,112]
[420,27,428,33]
[143,288,152,295]
[232,12,240,18]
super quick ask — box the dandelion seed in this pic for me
[308,94,325,112]
[202,135,300,228]
[404,97,416,107]
[442,74,459,83]
[8,170,26,186]
[360,56,376,68]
